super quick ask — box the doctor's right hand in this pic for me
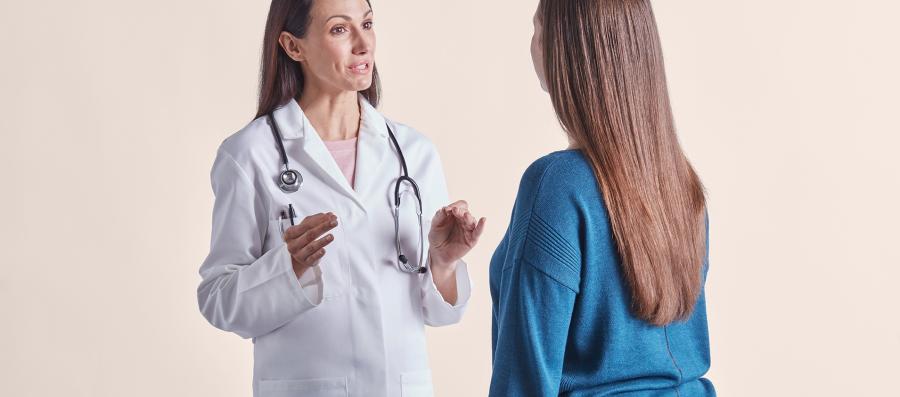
[283,212,339,278]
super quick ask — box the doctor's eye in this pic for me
[330,25,348,35]
[362,20,373,30]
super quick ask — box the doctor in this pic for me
[197,0,486,396]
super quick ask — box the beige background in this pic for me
[1,0,898,395]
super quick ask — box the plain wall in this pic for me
[1,0,898,395]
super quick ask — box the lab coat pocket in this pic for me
[400,369,434,397]
[269,217,349,299]
[258,376,349,397]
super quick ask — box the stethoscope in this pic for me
[267,113,427,274]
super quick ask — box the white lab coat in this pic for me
[197,96,471,397]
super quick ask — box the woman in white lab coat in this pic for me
[196,1,486,396]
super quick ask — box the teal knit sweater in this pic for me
[489,150,715,396]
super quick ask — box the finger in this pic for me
[473,217,487,241]
[283,212,328,240]
[295,247,327,267]
[284,224,310,241]
[452,206,470,223]
[296,215,338,246]
[306,248,326,266]
[300,212,332,227]
[287,230,333,261]
[298,234,334,262]
[286,214,336,247]
[432,207,450,227]
[464,211,477,230]
[447,200,469,211]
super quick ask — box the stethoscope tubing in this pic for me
[267,112,426,274]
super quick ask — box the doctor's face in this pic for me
[292,0,376,94]
[531,7,548,92]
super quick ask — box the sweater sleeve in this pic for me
[489,212,581,397]
[489,153,586,396]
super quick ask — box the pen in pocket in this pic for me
[278,205,298,236]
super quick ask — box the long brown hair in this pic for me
[539,0,707,326]
[256,0,381,118]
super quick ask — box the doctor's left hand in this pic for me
[428,200,486,270]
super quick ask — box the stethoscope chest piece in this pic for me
[279,169,302,193]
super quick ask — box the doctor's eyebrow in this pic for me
[325,10,373,23]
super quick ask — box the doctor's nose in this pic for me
[352,35,373,56]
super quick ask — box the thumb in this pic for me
[473,217,487,241]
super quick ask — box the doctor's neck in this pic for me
[297,87,361,142]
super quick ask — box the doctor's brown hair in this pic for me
[538,0,707,326]
[256,0,381,118]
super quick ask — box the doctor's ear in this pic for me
[278,31,305,62]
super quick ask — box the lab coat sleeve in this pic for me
[421,257,472,326]
[419,143,473,327]
[197,148,321,339]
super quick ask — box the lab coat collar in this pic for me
[272,94,393,214]
[354,96,392,210]
[270,94,389,141]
